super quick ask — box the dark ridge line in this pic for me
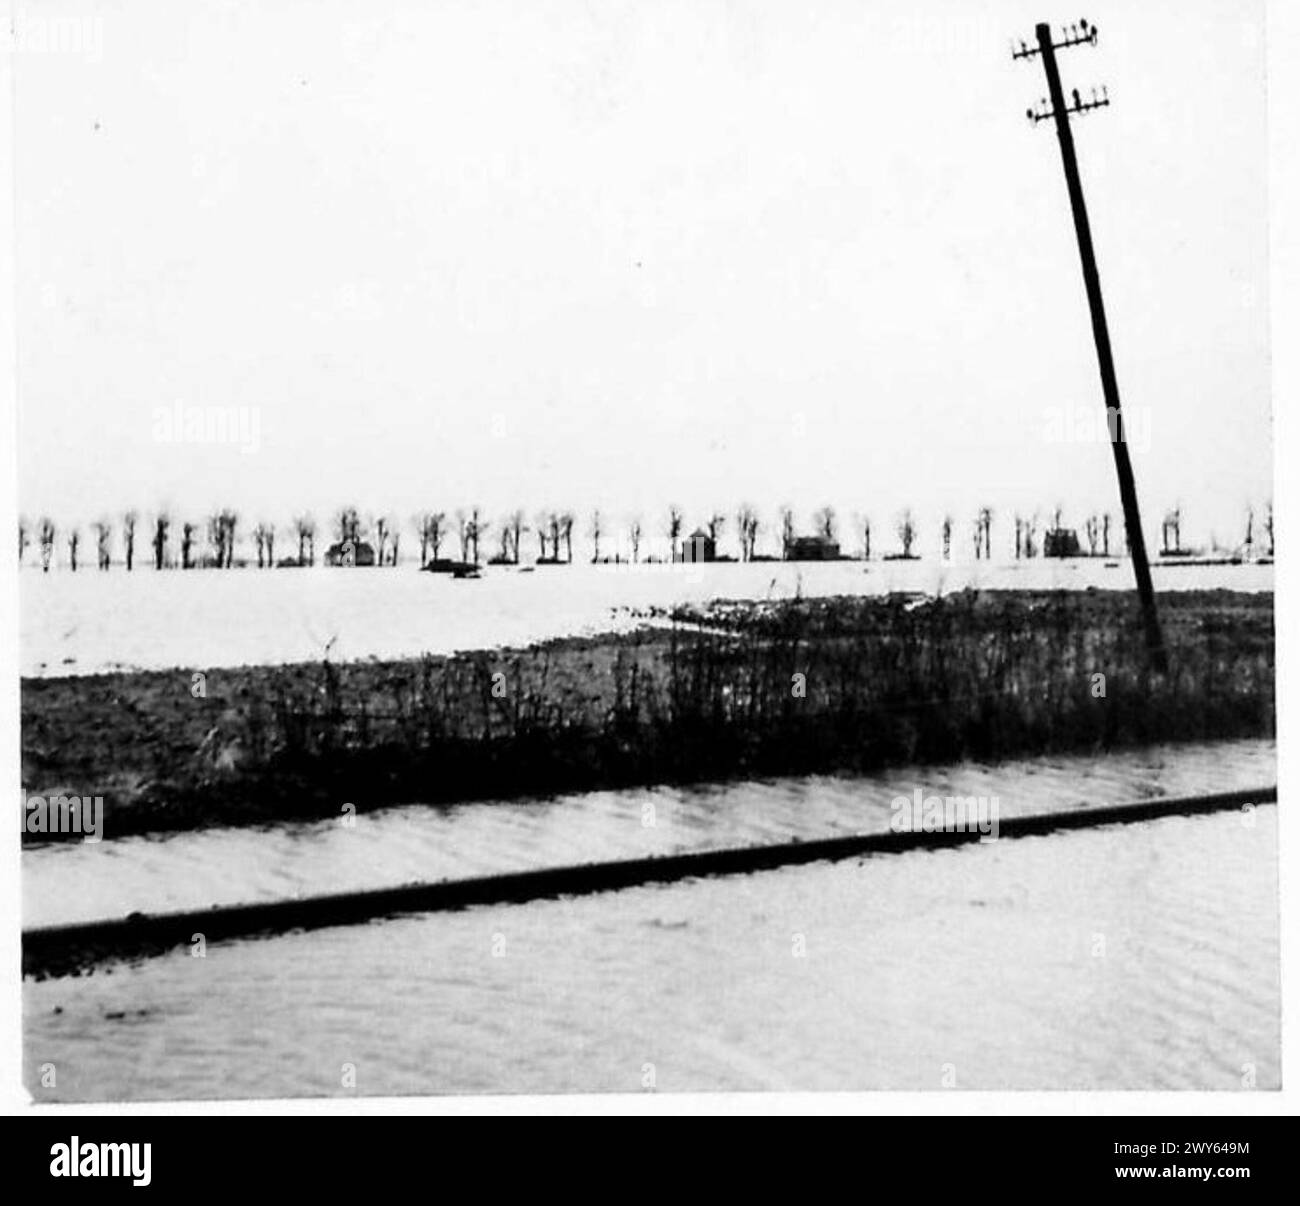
[23,786,1276,980]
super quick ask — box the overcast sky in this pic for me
[14,0,1271,552]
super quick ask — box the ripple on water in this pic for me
[24,806,1279,1099]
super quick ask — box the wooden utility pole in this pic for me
[1014,19,1168,672]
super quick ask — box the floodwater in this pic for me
[20,557,1274,677]
[24,740,1278,1098]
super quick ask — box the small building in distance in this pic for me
[786,535,840,561]
[324,539,377,567]
[676,528,716,563]
[1043,528,1082,558]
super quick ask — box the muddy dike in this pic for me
[21,589,1275,843]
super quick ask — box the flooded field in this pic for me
[23,740,1278,1099]
[24,804,1279,1098]
[20,557,1273,677]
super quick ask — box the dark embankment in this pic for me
[21,589,1274,842]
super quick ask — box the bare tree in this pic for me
[861,514,872,560]
[335,506,362,545]
[779,506,795,559]
[814,506,836,543]
[294,515,316,566]
[471,509,487,564]
[736,504,759,561]
[38,517,56,572]
[455,510,470,562]
[507,510,526,564]
[253,522,272,568]
[978,507,993,559]
[219,509,238,567]
[666,506,683,561]
[1244,504,1255,553]
[374,516,390,567]
[123,510,138,571]
[180,521,195,569]
[428,512,446,562]
[93,519,112,570]
[1102,513,1111,556]
[1266,499,1274,556]
[153,513,170,570]
[941,515,952,561]
[559,512,574,563]
[1161,507,1181,555]
[589,509,604,562]
[1023,512,1039,559]
[1084,514,1100,556]
[535,511,551,561]
[413,513,432,567]
[18,517,29,565]
[707,512,726,549]
[67,526,80,572]
[628,516,643,563]
[896,509,916,558]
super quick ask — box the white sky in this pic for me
[13,0,1272,552]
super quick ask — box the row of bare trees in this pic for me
[18,499,1275,570]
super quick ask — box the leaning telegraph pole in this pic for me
[1014,18,1168,673]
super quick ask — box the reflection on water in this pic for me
[25,806,1278,1097]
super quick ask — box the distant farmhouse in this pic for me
[785,535,840,561]
[675,528,716,563]
[324,539,377,567]
[1043,528,1082,558]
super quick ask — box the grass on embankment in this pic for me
[21,589,1274,842]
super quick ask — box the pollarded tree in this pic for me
[559,512,574,563]
[253,522,272,568]
[153,513,170,569]
[736,504,758,561]
[666,506,683,561]
[38,517,56,572]
[93,519,112,570]
[294,515,316,566]
[219,509,238,567]
[896,509,916,558]
[122,510,138,571]
[335,506,362,545]
[779,506,795,558]
[507,510,526,565]
[978,507,993,559]
[428,512,446,562]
